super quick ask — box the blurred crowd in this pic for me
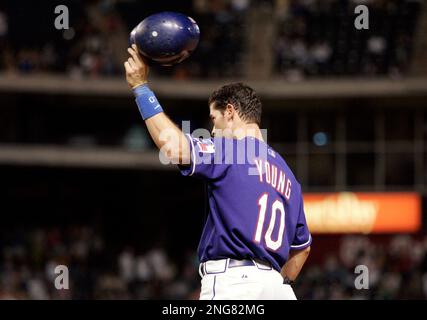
[296,234,427,299]
[0,0,423,80]
[0,225,200,299]
[1,224,427,300]
[274,0,423,80]
[0,0,247,79]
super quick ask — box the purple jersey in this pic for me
[179,135,312,272]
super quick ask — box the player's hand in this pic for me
[124,44,149,89]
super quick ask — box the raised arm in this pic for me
[124,45,191,165]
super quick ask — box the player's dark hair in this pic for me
[208,82,262,126]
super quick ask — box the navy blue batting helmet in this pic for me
[130,12,200,66]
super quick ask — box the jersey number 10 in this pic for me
[254,193,285,251]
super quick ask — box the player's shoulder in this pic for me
[185,135,216,154]
[265,143,302,186]
[189,135,239,150]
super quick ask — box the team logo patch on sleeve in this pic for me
[196,139,215,153]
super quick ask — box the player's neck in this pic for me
[233,123,264,142]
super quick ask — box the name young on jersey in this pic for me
[254,159,292,200]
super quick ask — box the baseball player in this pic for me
[124,45,312,300]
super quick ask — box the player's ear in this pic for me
[225,103,235,120]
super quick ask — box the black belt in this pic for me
[200,258,272,276]
[228,259,256,268]
[228,259,265,268]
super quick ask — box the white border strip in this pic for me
[290,234,312,249]
[186,134,197,176]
